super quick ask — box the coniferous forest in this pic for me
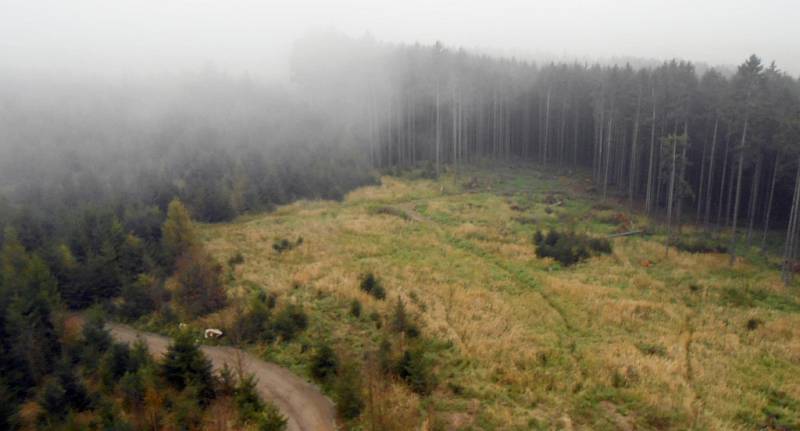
[1,30,800,429]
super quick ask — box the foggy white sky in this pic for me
[1,0,798,79]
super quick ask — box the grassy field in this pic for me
[197,162,800,430]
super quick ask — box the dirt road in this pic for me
[107,323,337,431]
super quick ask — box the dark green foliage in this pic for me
[5,283,61,384]
[273,238,303,254]
[671,237,728,254]
[160,331,215,403]
[256,403,288,431]
[118,275,158,321]
[228,252,245,267]
[233,294,274,344]
[359,272,386,300]
[0,379,16,431]
[217,364,237,397]
[100,343,134,390]
[54,359,90,412]
[169,387,204,429]
[266,292,277,309]
[38,378,68,421]
[349,299,361,318]
[533,229,612,266]
[368,205,410,220]
[377,338,393,375]
[272,304,308,342]
[396,347,435,395]
[235,374,265,423]
[80,311,112,371]
[334,363,364,420]
[721,286,800,312]
[119,371,145,408]
[310,343,338,382]
[636,342,668,358]
[234,373,287,431]
[746,318,763,331]
[174,247,227,316]
[390,298,418,337]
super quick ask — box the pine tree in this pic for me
[162,198,197,268]
[160,331,215,403]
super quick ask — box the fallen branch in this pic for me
[608,230,643,238]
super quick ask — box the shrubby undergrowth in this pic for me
[533,229,612,266]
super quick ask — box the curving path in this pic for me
[107,323,337,431]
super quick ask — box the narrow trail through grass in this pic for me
[400,199,589,382]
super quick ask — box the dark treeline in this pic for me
[291,33,800,275]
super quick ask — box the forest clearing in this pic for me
[183,164,800,430]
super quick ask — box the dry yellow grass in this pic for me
[200,166,800,430]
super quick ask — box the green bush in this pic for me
[235,374,264,423]
[349,299,362,318]
[671,237,727,254]
[272,239,292,253]
[273,237,303,254]
[533,229,612,266]
[310,343,338,382]
[228,252,245,267]
[359,272,386,300]
[396,347,435,395]
[233,294,274,344]
[334,364,364,420]
[118,275,157,321]
[272,304,308,342]
[256,403,287,431]
[160,331,215,403]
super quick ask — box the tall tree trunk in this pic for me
[704,116,719,227]
[761,156,780,251]
[645,88,657,213]
[782,158,800,284]
[696,131,708,223]
[629,89,642,204]
[544,87,552,165]
[435,83,441,176]
[746,154,763,246]
[665,132,679,256]
[603,113,613,200]
[717,133,731,229]
[729,116,749,266]
[676,122,689,233]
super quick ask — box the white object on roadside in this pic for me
[204,328,223,339]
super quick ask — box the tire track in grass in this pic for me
[400,202,589,384]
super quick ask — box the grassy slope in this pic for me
[199,163,800,430]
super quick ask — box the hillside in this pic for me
[195,163,800,430]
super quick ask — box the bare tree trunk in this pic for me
[645,88,657,213]
[629,88,642,204]
[544,87,552,164]
[603,114,613,200]
[675,122,689,233]
[572,96,579,166]
[696,132,708,223]
[782,158,800,284]
[665,132,679,256]
[729,116,749,266]
[717,133,731,229]
[761,156,779,251]
[704,116,719,227]
[746,154,763,246]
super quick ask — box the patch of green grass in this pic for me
[720,286,800,312]
[367,204,410,220]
